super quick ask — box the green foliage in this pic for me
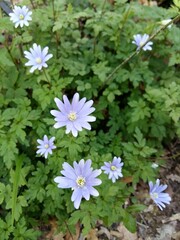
[0,0,179,238]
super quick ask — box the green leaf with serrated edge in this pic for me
[123,211,137,233]
[127,204,146,213]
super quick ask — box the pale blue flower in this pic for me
[9,6,32,28]
[149,179,171,210]
[132,34,153,51]
[151,163,159,169]
[50,93,96,137]
[54,159,102,209]
[24,43,53,73]
[161,19,172,29]
[36,135,56,159]
[101,157,123,183]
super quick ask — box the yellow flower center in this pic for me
[151,192,158,199]
[111,165,117,171]
[44,144,49,149]
[139,41,144,47]
[68,111,77,121]
[76,176,86,187]
[36,57,42,64]
[19,14,24,20]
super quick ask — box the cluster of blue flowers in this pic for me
[9,5,172,210]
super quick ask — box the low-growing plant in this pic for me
[0,0,179,238]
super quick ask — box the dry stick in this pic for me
[102,14,180,88]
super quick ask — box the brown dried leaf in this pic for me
[110,230,123,239]
[167,174,180,183]
[121,176,133,184]
[162,213,180,223]
[53,233,64,240]
[86,229,98,240]
[138,0,157,6]
[156,221,177,240]
[65,222,81,240]
[172,231,180,240]
[117,223,138,240]
[45,218,58,239]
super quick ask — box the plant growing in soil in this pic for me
[0,0,179,238]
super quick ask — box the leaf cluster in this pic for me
[0,0,179,238]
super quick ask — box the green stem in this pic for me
[52,0,55,19]
[0,65,8,74]
[64,221,74,240]
[150,152,180,161]
[12,155,23,226]
[93,0,107,54]
[6,45,19,70]
[16,28,25,59]
[52,0,60,58]
[43,68,51,83]
[101,0,107,15]
[30,0,35,9]
[103,14,180,87]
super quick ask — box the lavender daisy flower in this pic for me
[132,34,153,51]
[101,157,124,183]
[9,6,32,28]
[36,135,56,159]
[54,159,102,209]
[24,43,53,73]
[50,93,96,137]
[149,179,171,210]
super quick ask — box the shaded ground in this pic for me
[136,140,180,240]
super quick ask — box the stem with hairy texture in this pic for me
[103,14,180,87]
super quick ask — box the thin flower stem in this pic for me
[64,221,74,240]
[43,68,51,83]
[0,65,8,74]
[103,14,180,87]
[5,45,19,70]
[93,0,107,54]
[52,0,55,19]
[51,0,60,58]
[18,43,24,59]
[12,156,23,226]
[101,0,107,15]
[30,0,35,9]
[42,0,47,5]
[16,28,24,59]
[151,152,180,161]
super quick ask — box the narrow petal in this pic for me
[71,189,83,209]
[54,176,75,188]
[88,186,100,197]
[54,98,68,115]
